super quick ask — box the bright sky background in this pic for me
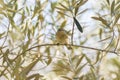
[0,0,118,79]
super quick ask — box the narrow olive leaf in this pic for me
[91,16,99,20]
[57,11,71,17]
[7,8,17,13]
[38,14,44,22]
[60,20,66,28]
[55,6,66,11]
[61,76,72,80]
[0,32,5,38]
[13,57,21,78]
[12,4,18,17]
[111,1,115,15]
[101,77,105,80]
[47,56,52,65]
[76,0,88,8]
[92,52,100,65]
[91,16,108,26]
[95,16,105,22]
[71,55,78,61]
[32,5,39,19]
[15,57,21,68]
[74,17,83,33]
[3,49,9,64]
[0,11,7,17]
[99,28,102,39]
[26,7,30,16]
[113,14,120,26]
[75,55,84,68]
[59,3,69,11]
[72,0,76,7]
[45,47,50,55]
[21,11,25,24]
[75,0,83,7]
[106,0,110,5]
[20,59,39,75]
[26,74,43,80]
[85,55,94,68]
[28,29,31,39]
[23,40,30,53]
[3,74,9,80]
[74,6,79,16]
[90,68,96,80]
[75,63,87,75]
[115,3,120,11]
[51,2,57,12]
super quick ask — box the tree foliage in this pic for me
[0,0,120,80]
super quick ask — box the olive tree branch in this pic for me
[1,43,118,76]
[15,43,118,60]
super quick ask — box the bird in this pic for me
[56,28,71,49]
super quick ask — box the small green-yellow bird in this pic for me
[56,28,71,49]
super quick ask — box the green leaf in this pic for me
[61,76,72,80]
[57,11,70,17]
[3,49,9,64]
[113,14,120,26]
[26,74,43,80]
[13,58,21,79]
[55,6,66,11]
[47,56,52,65]
[12,4,18,17]
[111,1,115,15]
[99,28,102,39]
[75,63,87,75]
[38,14,44,22]
[101,77,105,80]
[94,52,101,64]
[74,6,79,16]
[75,55,84,68]
[23,40,31,53]
[75,0,88,16]
[59,3,69,11]
[106,0,110,5]
[73,17,83,33]
[85,55,94,69]
[91,16,108,26]
[60,20,66,28]
[115,3,120,11]
[20,59,39,76]
[75,0,88,8]
[90,68,96,80]
[0,32,5,38]
[51,2,57,12]
[21,10,25,24]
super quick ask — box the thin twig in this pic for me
[15,43,118,60]
[12,43,116,72]
[104,30,115,50]
[71,20,75,45]
[1,43,118,76]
